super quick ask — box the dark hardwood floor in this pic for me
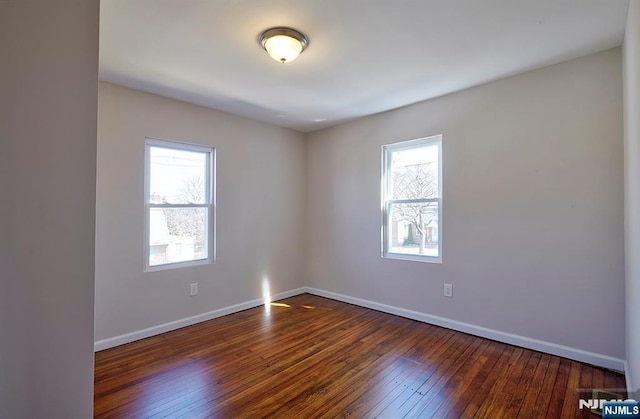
[94,294,626,418]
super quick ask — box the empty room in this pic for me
[2,0,640,418]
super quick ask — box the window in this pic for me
[382,135,442,263]
[144,138,215,270]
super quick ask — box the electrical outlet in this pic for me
[444,283,453,298]
[190,282,198,296]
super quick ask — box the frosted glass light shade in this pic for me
[264,35,303,63]
[259,27,308,64]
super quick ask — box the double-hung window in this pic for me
[144,138,215,270]
[382,135,442,263]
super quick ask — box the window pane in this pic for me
[149,207,207,266]
[149,146,207,204]
[388,202,439,257]
[390,144,439,200]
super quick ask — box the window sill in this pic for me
[382,253,442,264]
[145,258,213,272]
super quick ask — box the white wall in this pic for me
[306,48,625,360]
[95,82,306,342]
[624,0,640,396]
[0,1,99,417]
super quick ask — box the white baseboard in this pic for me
[303,287,626,372]
[94,287,307,352]
[95,285,626,373]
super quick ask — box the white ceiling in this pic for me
[100,0,629,133]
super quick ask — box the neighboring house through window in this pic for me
[144,138,215,270]
[382,135,442,262]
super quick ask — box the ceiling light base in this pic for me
[259,27,309,64]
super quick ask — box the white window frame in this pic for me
[382,135,442,263]
[144,137,216,271]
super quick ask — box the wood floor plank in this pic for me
[528,355,560,418]
[213,312,406,417]
[430,341,507,417]
[472,345,526,419]
[315,328,455,418]
[399,337,489,417]
[438,342,514,419]
[152,304,388,418]
[94,293,626,418]
[297,317,439,418]
[377,333,480,417]
[604,367,628,397]
[99,300,366,417]
[560,361,583,418]
[545,358,572,419]
[495,349,542,418]
[515,353,552,417]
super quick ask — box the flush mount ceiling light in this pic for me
[258,27,309,64]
